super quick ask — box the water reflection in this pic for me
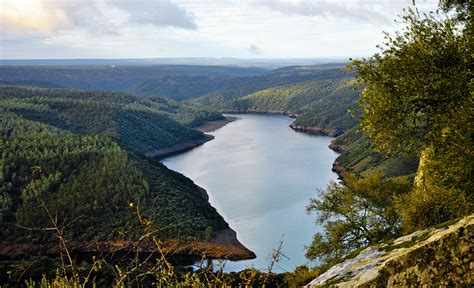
[163,114,339,272]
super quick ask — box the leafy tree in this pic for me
[350,6,473,230]
[205,226,213,241]
[306,173,411,265]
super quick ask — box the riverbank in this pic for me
[223,111,345,178]
[145,117,237,159]
[220,110,297,118]
[289,124,337,137]
[290,123,347,179]
[0,230,256,263]
[145,134,215,159]
[163,113,339,271]
[194,116,237,132]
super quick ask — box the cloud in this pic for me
[0,0,72,33]
[248,44,262,55]
[114,0,197,30]
[0,0,440,59]
[0,0,197,35]
[251,0,420,26]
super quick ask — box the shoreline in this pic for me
[145,134,215,159]
[222,111,346,179]
[220,109,297,118]
[145,117,238,159]
[0,235,256,263]
[157,112,344,267]
[194,116,237,132]
[289,124,337,137]
[221,110,340,137]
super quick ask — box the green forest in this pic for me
[0,64,358,136]
[0,87,238,284]
[0,86,222,154]
[218,78,359,136]
[0,112,229,239]
[0,93,231,241]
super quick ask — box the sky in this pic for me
[0,0,440,60]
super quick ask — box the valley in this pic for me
[163,114,339,272]
[0,63,362,280]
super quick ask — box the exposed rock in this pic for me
[145,134,214,159]
[331,159,346,179]
[290,124,337,137]
[306,214,474,287]
[0,228,256,262]
[194,117,236,132]
[220,109,298,118]
[328,142,348,153]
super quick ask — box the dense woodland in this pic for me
[0,64,357,135]
[0,97,230,244]
[0,86,222,154]
[0,65,265,99]
[218,78,359,135]
[1,115,230,238]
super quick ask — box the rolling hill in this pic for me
[0,86,223,154]
[0,86,254,263]
[0,65,266,101]
[214,77,359,136]
[0,65,361,135]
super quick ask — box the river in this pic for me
[162,114,339,272]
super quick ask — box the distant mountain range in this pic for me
[0,57,349,69]
[0,63,355,134]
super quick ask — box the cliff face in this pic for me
[306,214,474,287]
[289,124,337,137]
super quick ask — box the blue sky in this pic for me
[0,0,439,59]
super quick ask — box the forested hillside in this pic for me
[0,86,222,154]
[0,65,361,135]
[0,85,261,269]
[218,78,358,136]
[0,111,230,242]
[193,65,349,104]
[0,64,347,103]
[330,127,419,178]
[0,65,266,101]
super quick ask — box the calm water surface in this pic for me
[162,114,339,272]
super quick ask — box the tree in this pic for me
[350,5,473,230]
[306,173,411,264]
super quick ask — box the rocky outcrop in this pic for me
[306,214,474,287]
[220,110,298,118]
[331,159,346,178]
[290,124,337,137]
[0,229,256,262]
[145,134,214,159]
[194,117,236,132]
[328,142,348,153]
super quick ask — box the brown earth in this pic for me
[194,117,236,133]
[145,134,214,159]
[289,124,336,137]
[0,230,256,262]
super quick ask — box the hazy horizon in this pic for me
[0,57,352,69]
[1,0,438,60]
